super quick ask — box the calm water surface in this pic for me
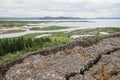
[0,19,120,38]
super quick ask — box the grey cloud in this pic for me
[0,0,120,17]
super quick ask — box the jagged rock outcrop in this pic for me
[0,33,120,80]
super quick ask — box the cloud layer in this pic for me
[0,0,120,18]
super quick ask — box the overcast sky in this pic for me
[0,0,120,18]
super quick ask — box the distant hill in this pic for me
[0,17,81,20]
[39,17,120,19]
[95,17,120,19]
[38,17,81,19]
[0,17,120,21]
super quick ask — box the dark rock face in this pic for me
[69,50,120,80]
[4,37,120,80]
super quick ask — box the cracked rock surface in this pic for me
[4,37,120,80]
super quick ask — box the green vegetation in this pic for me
[1,29,26,34]
[0,21,47,27]
[67,27,120,36]
[23,33,43,39]
[0,37,51,56]
[97,27,120,33]
[0,30,5,33]
[30,26,70,30]
[0,21,30,27]
[50,36,71,45]
[0,36,71,65]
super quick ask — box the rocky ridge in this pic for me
[1,33,120,80]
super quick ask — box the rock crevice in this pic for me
[1,33,120,80]
[67,48,120,80]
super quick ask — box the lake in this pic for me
[0,19,120,38]
[31,19,120,28]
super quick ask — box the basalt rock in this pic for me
[1,33,120,80]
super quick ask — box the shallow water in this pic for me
[0,28,78,38]
[27,19,120,28]
[0,19,120,38]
